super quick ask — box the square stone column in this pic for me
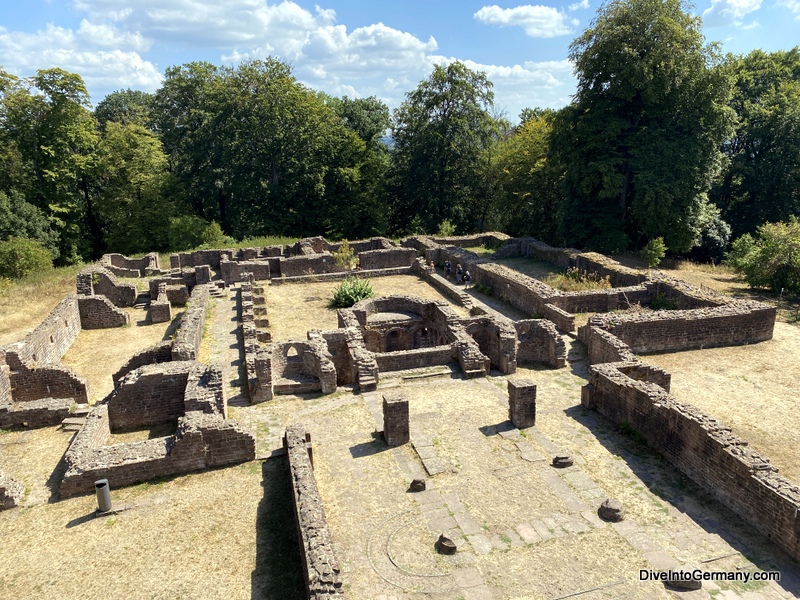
[508,377,536,428]
[383,392,409,446]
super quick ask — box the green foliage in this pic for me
[544,267,611,292]
[641,237,667,268]
[436,219,457,237]
[329,276,374,308]
[168,215,209,251]
[551,0,734,253]
[0,190,59,257]
[649,293,678,311]
[390,61,503,234]
[725,218,800,293]
[94,89,154,130]
[200,221,233,248]
[711,48,800,238]
[0,237,53,279]
[487,113,563,242]
[473,282,493,296]
[332,239,357,271]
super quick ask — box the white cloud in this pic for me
[474,4,578,38]
[569,0,590,11]
[702,0,762,27]
[0,24,161,101]
[77,20,151,51]
[776,0,800,19]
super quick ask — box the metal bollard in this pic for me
[95,479,112,513]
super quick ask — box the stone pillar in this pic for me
[195,265,211,284]
[383,392,409,446]
[508,377,536,428]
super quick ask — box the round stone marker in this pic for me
[409,478,426,492]
[552,454,574,468]
[435,533,457,555]
[598,498,625,522]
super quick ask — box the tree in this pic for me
[94,121,180,254]
[94,89,154,131]
[390,62,502,234]
[0,68,99,263]
[0,189,59,256]
[711,49,800,238]
[641,236,666,268]
[0,237,52,279]
[487,111,564,242]
[551,0,734,253]
[726,217,800,294]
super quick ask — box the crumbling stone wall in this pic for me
[172,284,210,361]
[463,315,518,373]
[101,252,162,277]
[514,319,567,368]
[77,266,137,307]
[582,301,776,354]
[374,346,456,371]
[170,249,226,269]
[221,256,270,284]
[0,470,24,510]
[2,296,81,368]
[579,326,638,365]
[284,425,345,599]
[112,341,173,386]
[108,362,193,429]
[271,340,337,395]
[358,247,416,270]
[149,283,172,323]
[583,362,800,563]
[77,296,130,329]
[317,330,354,386]
[61,362,254,498]
[279,253,336,278]
[428,232,509,248]
[149,269,196,305]
[1,396,74,428]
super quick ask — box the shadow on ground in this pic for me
[564,403,800,595]
[251,457,306,600]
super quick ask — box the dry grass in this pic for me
[0,264,84,346]
[61,308,183,403]
[643,322,800,483]
[491,256,562,281]
[265,275,470,342]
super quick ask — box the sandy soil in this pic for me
[61,307,183,403]
[265,275,470,342]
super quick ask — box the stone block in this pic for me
[383,392,409,447]
[508,377,536,428]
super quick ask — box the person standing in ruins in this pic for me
[456,264,463,284]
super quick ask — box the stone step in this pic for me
[72,405,91,416]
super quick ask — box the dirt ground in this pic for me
[264,275,470,342]
[2,268,800,599]
[61,307,183,403]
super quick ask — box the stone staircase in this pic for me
[61,404,91,432]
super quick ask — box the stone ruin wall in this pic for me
[582,301,776,354]
[112,341,174,387]
[0,470,24,510]
[60,363,254,498]
[77,266,137,308]
[101,252,162,277]
[514,319,568,368]
[77,296,130,329]
[284,425,345,599]
[356,247,417,270]
[172,284,210,361]
[0,296,89,425]
[463,315,519,373]
[107,363,191,430]
[583,362,800,563]
[148,269,196,305]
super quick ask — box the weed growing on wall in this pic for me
[329,276,373,308]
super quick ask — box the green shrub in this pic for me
[329,276,373,308]
[168,215,208,251]
[641,237,667,268]
[200,221,233,248]
[725,217,800,294]
[333,239,357,271]
[545,267,611,291]
[436,219,456,237]
[0,237,53,279]
[649,292,678,311]
[473,282,493,295]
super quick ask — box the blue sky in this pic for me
[1,1,799,121]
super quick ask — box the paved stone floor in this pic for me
[206,281,800,599]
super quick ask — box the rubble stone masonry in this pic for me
[584,362,800,562]
[284,425,345,599]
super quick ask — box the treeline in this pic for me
[0,0,798,278]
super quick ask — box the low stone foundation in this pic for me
[76,266,137,307]
[284,425,345,598]
[149,283,172,323]
[583,361,800,563]
[78,295,130,329]
[0,470,24,510]
[60,362,255,498]
[172,284,210,361]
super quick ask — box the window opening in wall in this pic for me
[50,335,55,343]
[287,346,299,358]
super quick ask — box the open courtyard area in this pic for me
[1,234,799,600]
